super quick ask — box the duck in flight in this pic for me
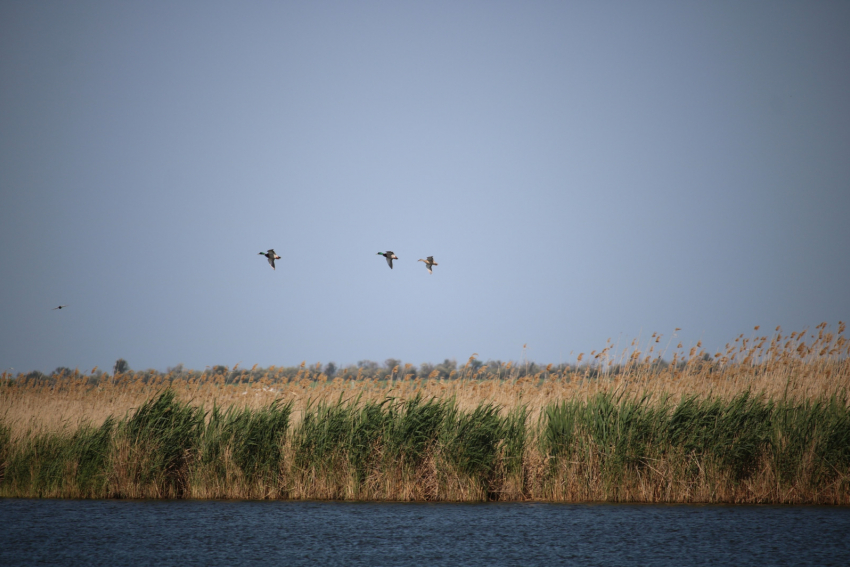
[418,256,438,274]
[52,305,68,310]
[259,249,281,270]
[377,251,398,269]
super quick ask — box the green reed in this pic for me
[1,418,114,498]
[541,391,850,500]
[200,398,292,484]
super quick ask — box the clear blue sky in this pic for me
[2,1,848,374]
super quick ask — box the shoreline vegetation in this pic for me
[2,324,849,504]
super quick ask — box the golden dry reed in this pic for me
[1,323,849,504]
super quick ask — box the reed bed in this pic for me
[1,324,849,503]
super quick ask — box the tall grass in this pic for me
[2,388,848,503]
[2,418,114,498]
[1,324,848,502]
[539,391,850,502]
[192,398,292,498]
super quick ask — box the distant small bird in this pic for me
[52,305,67,310]
[417,256,438,274]
[259,249,281,270]
[377,251,398,269]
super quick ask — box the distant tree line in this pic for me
[4,354,713,386]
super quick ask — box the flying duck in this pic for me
[377,251,398,269]
[52,305,68,310]
[259,249,281,270]
[417,256,438,274]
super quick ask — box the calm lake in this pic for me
[1,499,848,566]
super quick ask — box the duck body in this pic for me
[377,251,398,269]
[417,256,438,274]
[259,249,281,270]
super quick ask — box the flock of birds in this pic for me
[51,250,438,311]
[259,249,438,274]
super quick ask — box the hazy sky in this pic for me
[2,1,849,374]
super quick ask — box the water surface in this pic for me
[2,499,848,566]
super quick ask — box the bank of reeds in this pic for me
[2,389,849,503]
[1,324,849,503]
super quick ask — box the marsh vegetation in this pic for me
[2,324,849,503]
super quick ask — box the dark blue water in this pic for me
[2,499,848,566]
